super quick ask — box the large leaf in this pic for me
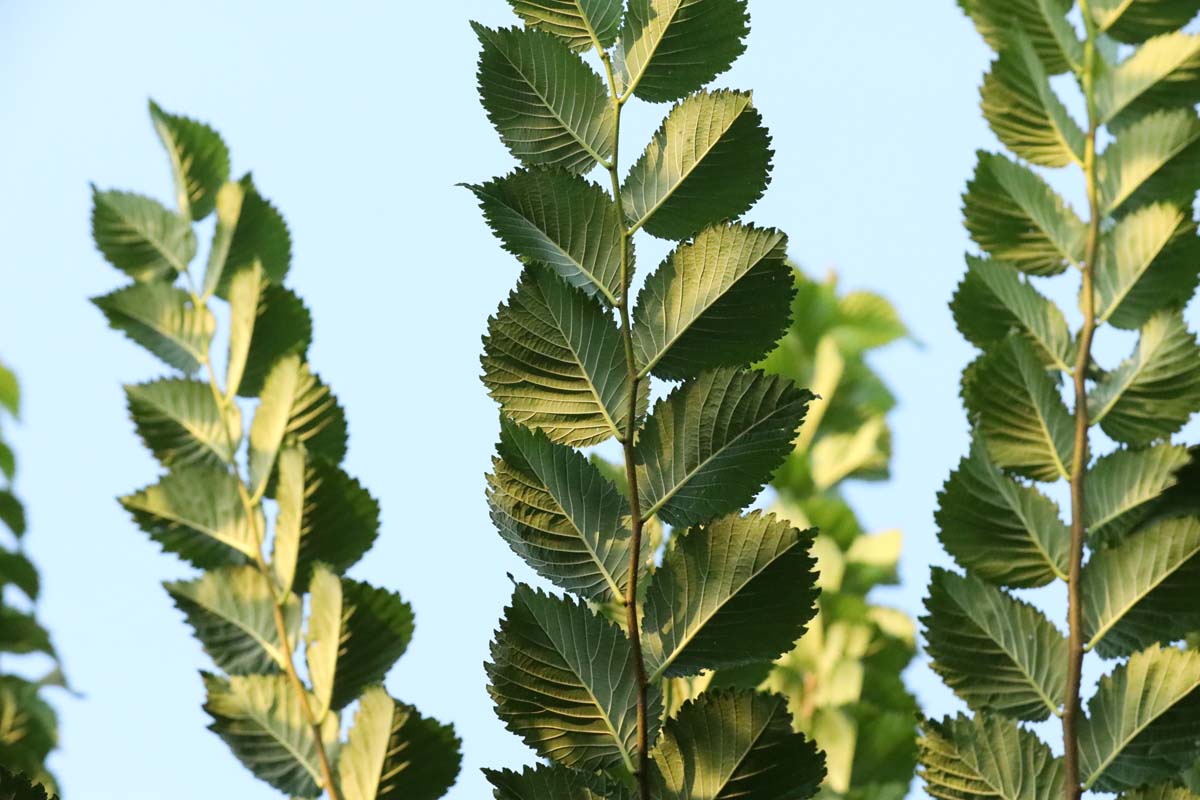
[957,0,1080,73]
[148,100,230,221]
[293,456,380,591]
[482,267,636,447]
[337,687,461,800]
[202,672,338,798]
[622,89,772,240]
[652,690,825,800]
[1096,32,1200,126]
[1094,202,1200,330]
[1099,109,1200,214]
[936,435,1070,588]
[963,151,1086,276]
[474,24,614,175]
[468,169,625,306]
[121,464,259,568]
[1085,444,1192,543]
[91,188,196,281]
[1079,644,1200,792]
[93,281,214,374]
[126,378,239,468]
[486,585,657,771]
[1089,311,1200,445]
[923,568,1066,721]
[636,368,812,528]
[505,0,621,51]
[980,31,1084,168]
[165,565,300,675]
[963,335,1074,482]
[951,256,1074,372]
[642,511,818,680]
[632,223,793,380]
[919,713,1064,800]
[615,0,749,103]
[1083,516,1200,657]
[484,764,630,800]
[1092,0,1200,43]
[487,419,633,601]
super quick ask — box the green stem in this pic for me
[1064,6,1101,799]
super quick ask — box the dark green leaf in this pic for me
[92,281,214,374]
[505,0,622,51]
[1092,0,1200,43]
[91,188,196,281]
[1086,444,1192,543]
[919,713,1064,800]
[126,378,239,468]
[484,764,630,800]
[148,100,230,221]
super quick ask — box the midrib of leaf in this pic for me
[122,201,193,276]
[244,696,324,783]
[966,592,1063,718]
[990,467,1069,582]
[543,307,624,442]
[124,301,208,364]
[619,0,684,102]
[1032,382,1071,482]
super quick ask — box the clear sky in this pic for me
[1,2,1197,799]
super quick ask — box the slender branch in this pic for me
[596,45,652,800]
[1064,7,1101,799]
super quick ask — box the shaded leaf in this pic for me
[126,378,239,468]
[91,188,195,281]
[149,99,230,221]
[93,281,214,374]
[484,764,629,800]
[1086,444,1192,543]
[1099,108,1200,215]
[505,0,622,51]
[919,713,1064,800]
[1096,32,1200,126]
[293,457,380,591]
[957,0,1080,73]
[1092,0,1200,43]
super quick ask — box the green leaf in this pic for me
[0,766,56,800]
[923,568,1066,721]
[227,271,313,399]
[293,456,380,591]
[1099,109,1200,215]
[637,368,813,528]
[1093,0,1200,43]
[652,690,825,800]
[1080,644,1200,792]
[165,565,300,675]
[91,188,196,281]
[1121,787,1200,800]
[980,31,1085,168]
[936,434,1070,588]
[473,24,614,175]
[642,510,817,680]
[1085,443,1192,543]
[615,0,749,103]
[1083,516,1200,657]
[93,281,214,374]
[337,686,461,800]
[467,169,624,306]
[0,549,38,600]
[918,713,1064,800]
[1089,311,1200,445]
[0,362,17,417]
[121,464,259,568]
[0,609,53,656]
[957,0,1080,73]
[1094,202,1200,330]
[632,223,794,380]
[0,491,25,538]
[148,100,230,221]
[201,181,245,298]
[963,335,1074,482]
[1097,32,1200,126]
[217,175,292,295]
[486,584,658,771]
[622,89,772,240]
[0,681,58,795]
[482,267,637,447]
[272,444,304,595]
[202,672,338,798]
[963,151,1086,276]
[126,378,239,468]
[951,256,1074,372]
[505,0,621,51]
[484,764,630,800]
[488,418,633,601]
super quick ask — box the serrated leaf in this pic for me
[0,549,38,600]
[642,510,817,680]
[0,609,53,656]
[1093,0,1200,43]
[121,464,259,568]
[0,491,26,538]
[1089,311,1200,445]
[93,281,214,374]
[1086,444,1192,543]
[0,362,17,417]
[981,31,1085,167]
[1095,202,1200,330]
[337,687,461,800]
[468,169,624,305]
[293,456,379,591]
[0,766,56,800]
[952,257,1074,372]
[165,565,300,675]
[1097,31,1200,126]
[923,568,1066,721]
[484,764,630,800]
[272,444,304,595]
[0,682,58,796]
[488,418,633,601]
[936,434,1070,588]
[963,152,1086,276]
[957,0,1080,73]
[632,223,794,380]
[149,100,230,221]
[918,713,1064,800]
[482,267,637,447]
[91,188,196,281]
[637,368,813,528]
[1121,786,1200,800]
[505,0,621,51]
[216,176,292,296]
[474,24,614,174]
[963,335,1074,482]
[1083,516,1200,657]
[615,0,749,103]
[622,89,772,240]
[201,181,245,298]
[1099,109,1200,215]
[486,584,657,771]
[202,672,338,798]
[227,269,313,399]
[652,690,825,800]
[1080,644,1200,792]
[126,378,239,468]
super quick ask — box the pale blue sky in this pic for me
[1,2,1196,799]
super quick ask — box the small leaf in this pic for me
[126,378,239,468]
[919,713,1065,800]
[505,0,621,51]
[1096,31,1200,126]
[0,362,17,417]
[148,100,231,221]
[91,188,196,281]
[1086,443,1192,543]
[1099,108,1200,215]
[93,281,214,374]
[957,0,1080,73]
